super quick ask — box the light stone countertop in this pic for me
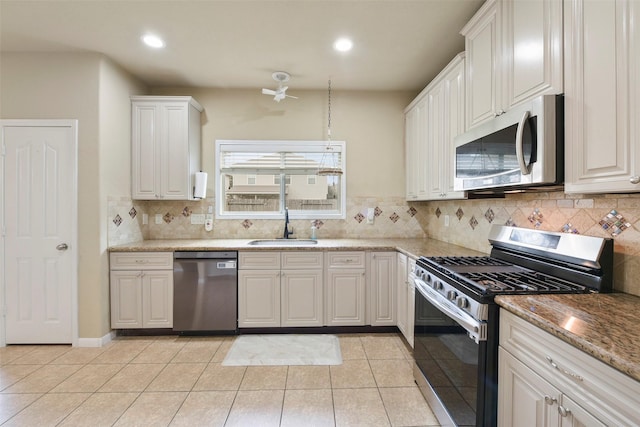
[108,238,485,260]
[496,293,640,383]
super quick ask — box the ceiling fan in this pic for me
[262,71,298,102]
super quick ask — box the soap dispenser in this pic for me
[310,223,317,240]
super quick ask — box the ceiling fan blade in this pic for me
[262,88,276,95]
[285,94,298,99]
[274,92,285,102]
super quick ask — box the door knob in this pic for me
[56,243,69,251]
[630,175,640,184]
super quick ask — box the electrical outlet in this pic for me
[205,214,214,231]
[367,208,375,225]
[444,215,450,227]
[190,214,205,225]
[155,214,163,224]
[142,214,148,225]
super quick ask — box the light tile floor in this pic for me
[0,333,440,426]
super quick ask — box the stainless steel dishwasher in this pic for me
[173,251,237,333]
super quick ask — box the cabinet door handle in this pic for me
[546,356,584,382]
[558,406,571,418]
[630,175,640,184]
[544,395,557,405]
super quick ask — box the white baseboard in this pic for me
[76,331,116,348]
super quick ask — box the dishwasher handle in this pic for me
[174,251,237,260]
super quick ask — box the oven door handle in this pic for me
[415,279,487,342]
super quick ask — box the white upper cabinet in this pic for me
[404,53,466,201]
[131,96,203,200]
[564,0,640,193]
[405,96,429,200]
[427,54,466,200]
[502,0,563,110]
[461,0,563,129]
[462,0,502,128]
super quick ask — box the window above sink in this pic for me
[215,140,346,220]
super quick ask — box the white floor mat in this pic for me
[222,334,342,366]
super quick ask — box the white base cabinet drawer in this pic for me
[110,252,173,270]
[499,310,640,426]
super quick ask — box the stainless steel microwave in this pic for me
[454,94,563,192]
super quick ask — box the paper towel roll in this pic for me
[193,172,207,199]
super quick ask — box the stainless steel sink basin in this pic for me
[247,239,318,246]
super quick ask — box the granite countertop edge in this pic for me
[108,238,485,259]
[496,293,640,383]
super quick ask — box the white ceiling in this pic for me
[0,0,484,92]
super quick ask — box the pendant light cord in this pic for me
[327,79,332,141]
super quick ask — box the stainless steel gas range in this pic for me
[411,225,614,427]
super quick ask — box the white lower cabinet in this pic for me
[397,254,416,348]
[238,251,323,328]
[325,252,366,326]
[368,252,397,326]
[109,252,173,329]
[280,271,323,327]
[238,269,281,327]
[498,310,640,427]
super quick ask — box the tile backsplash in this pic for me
[108,191,640,297]
[412,192,640,296]
[107,196,426,244]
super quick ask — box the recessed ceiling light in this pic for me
[142,34,165,49]
[333,37,353,52]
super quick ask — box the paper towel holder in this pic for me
[193,171,208,199]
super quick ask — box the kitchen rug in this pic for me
[222,334,342,366]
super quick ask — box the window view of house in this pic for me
[216,140,346,219]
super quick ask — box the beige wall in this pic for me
[98,59,147,335]
[1,52,146,340]
[150,87,415,198]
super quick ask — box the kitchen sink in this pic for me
[247,239,318,246]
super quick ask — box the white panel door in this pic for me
[2,121,77,344]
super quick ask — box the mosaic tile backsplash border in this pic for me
[108,192,640,297]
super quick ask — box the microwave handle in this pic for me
[516,110,532,175]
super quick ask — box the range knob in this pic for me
[446,290,458,301]
[456,296,470,309]
[433,281,443,291]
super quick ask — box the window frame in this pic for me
[215,140,347,220]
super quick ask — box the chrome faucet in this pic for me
[283,207,293,239]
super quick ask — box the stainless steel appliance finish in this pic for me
[173,251,238,333]
[454,94,563,192]
[412,225,613,427]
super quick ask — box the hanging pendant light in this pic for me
[318,79,343,176]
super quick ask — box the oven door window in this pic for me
[414,291,481,426]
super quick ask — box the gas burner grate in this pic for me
[426,256,511,267]
[461,271,588,294]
